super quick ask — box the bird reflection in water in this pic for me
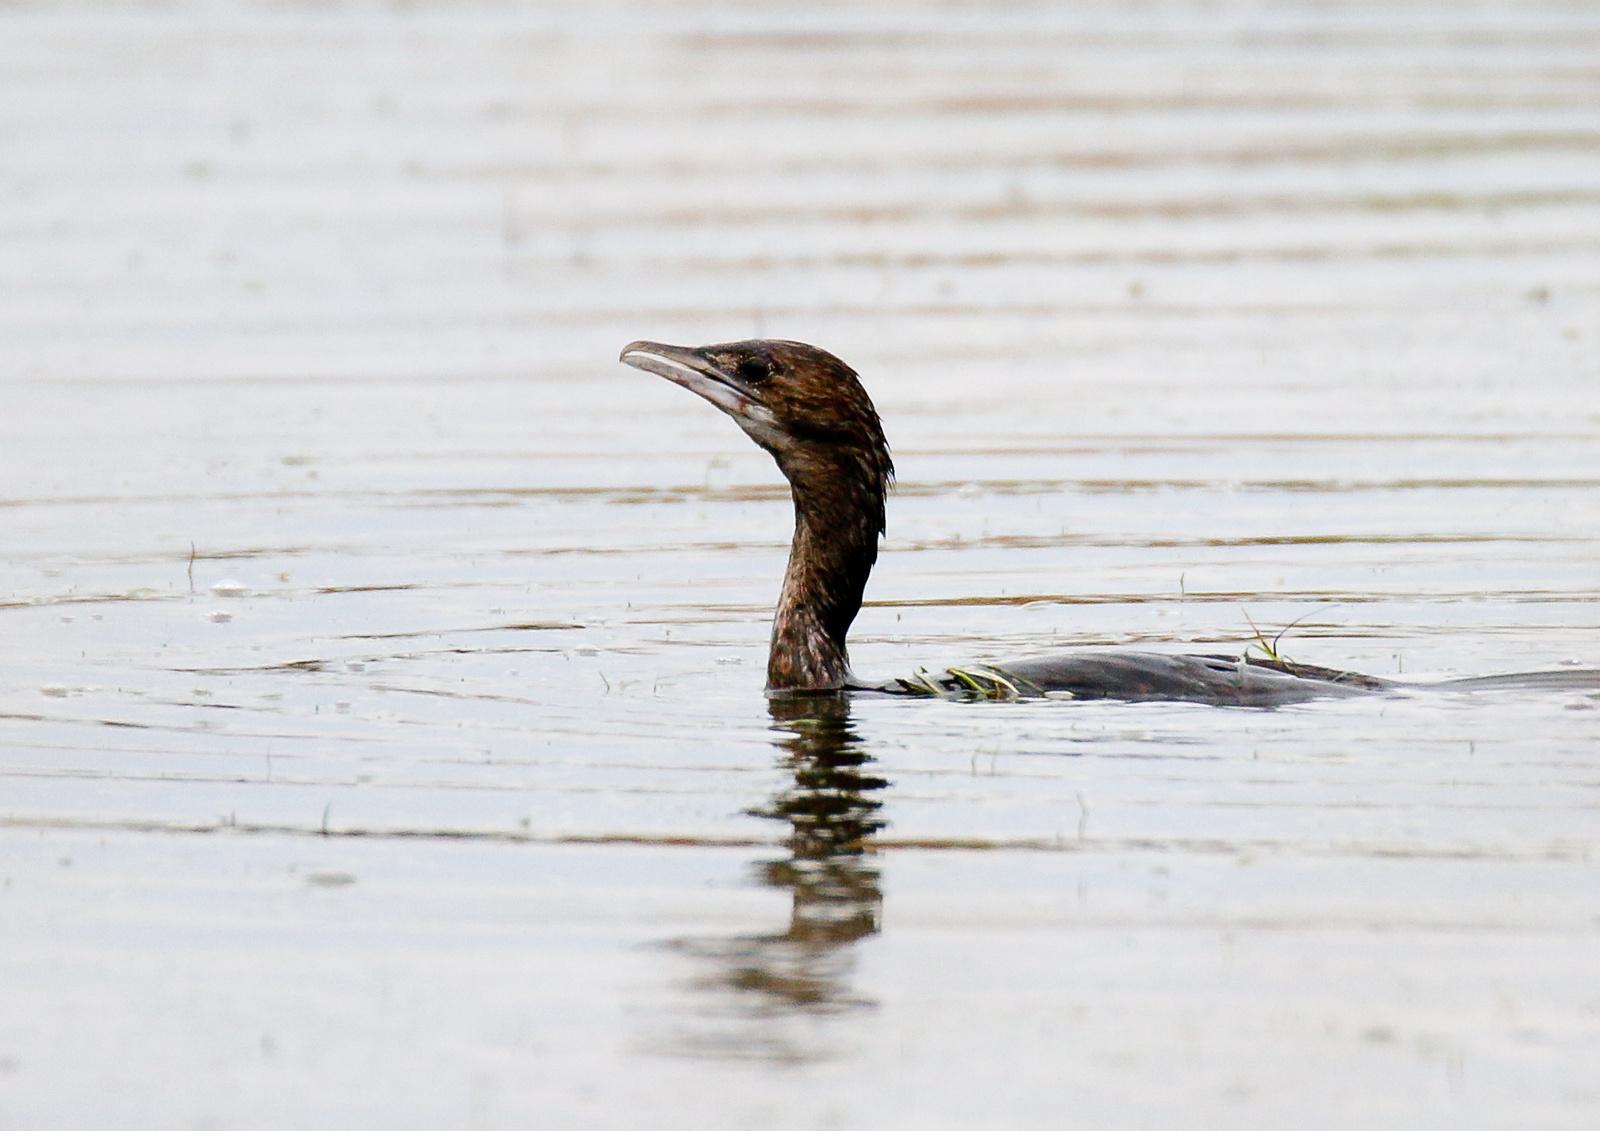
[657,693,887,1062]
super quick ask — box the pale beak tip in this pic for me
[619,339,671,366]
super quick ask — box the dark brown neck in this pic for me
[766,447,887,691]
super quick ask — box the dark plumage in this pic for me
[622,338,1600,704]
[622,339,890,689]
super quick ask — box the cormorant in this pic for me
[622,338,1599,705]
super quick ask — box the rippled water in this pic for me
[3,2,1599,1126]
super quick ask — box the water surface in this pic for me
[2,2,1598,1126]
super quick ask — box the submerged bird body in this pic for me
[911,652,1388,706]
[621,338,1597,705]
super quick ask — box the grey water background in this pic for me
[2,1,1599,1126]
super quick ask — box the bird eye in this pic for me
[736,357,773,384]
